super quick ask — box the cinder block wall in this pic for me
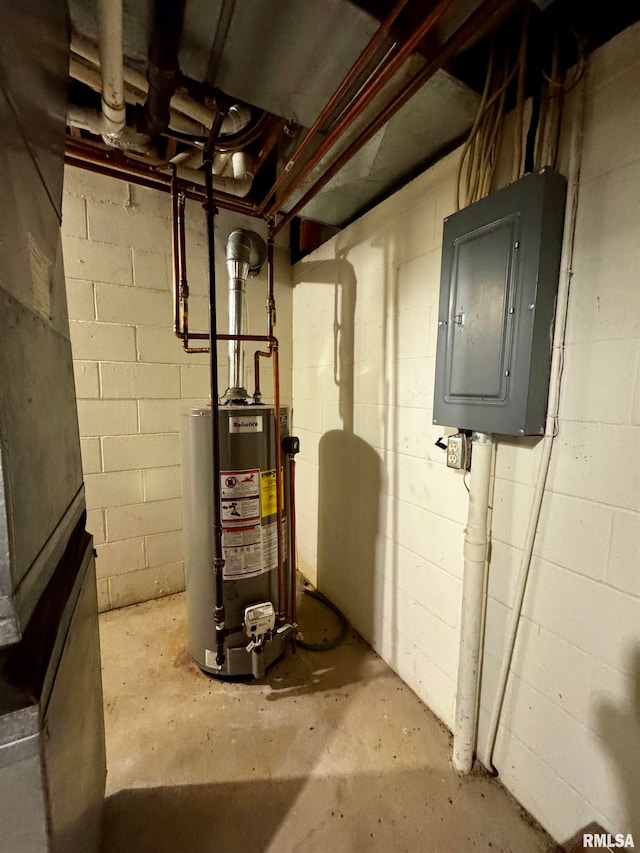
[292,23,640,845]
[61,168,292,611]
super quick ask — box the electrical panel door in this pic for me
[433,169,567,436]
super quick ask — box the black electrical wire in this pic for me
[524,89,540,174]
[298,588,348,652]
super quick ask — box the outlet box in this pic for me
[446,433,470,470]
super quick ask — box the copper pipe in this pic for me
[171,170,182,338]
[65,141,260,216]
[272,340,285,623]
[254,116,287,173]
[288,453,298,651]
[266,238,276,337]
[171,171,205,352]
[254,349,271,404]
[177,191,190,342]
[258,0,412,214]
[272,0,509,236]
[179,333,278,354]
[264,0,454,219]
[218,333,274,342]
[253,238,276,403]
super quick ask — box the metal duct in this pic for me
[224,230,267,402]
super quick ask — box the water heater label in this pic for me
[260,468,284,517]
[221,469,259,499]
[262,518,287,572]
[229,416,264,434]
[222,497,260,522]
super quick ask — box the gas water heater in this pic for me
[182,228,297,678]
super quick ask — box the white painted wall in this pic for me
[292,23,640,845]
[61,168,292,611]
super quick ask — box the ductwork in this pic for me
[224,230,267,403]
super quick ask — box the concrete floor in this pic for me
[100,592,556,853]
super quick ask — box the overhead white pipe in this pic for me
[215,152,254,196]
[453,431,493,773]
[69,0,145,149]
[96,0,126,141]
[484,71,586,772]
[66,103,108,135]
[174,151,255,197]
[70,35,251,138]
[68,56,206,137]
[66,104,151,153]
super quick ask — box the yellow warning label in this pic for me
[260,468,283,517]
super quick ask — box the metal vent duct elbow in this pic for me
[224,230,267,403]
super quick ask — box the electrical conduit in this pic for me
[484,70,586,772]
[453,431,493,773]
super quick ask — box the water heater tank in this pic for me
[182,404,291,677]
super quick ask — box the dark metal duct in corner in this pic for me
[224,230,267,403]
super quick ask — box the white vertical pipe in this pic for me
[453,431,493,773]
[484,70,586,772]
[97,0,126,137]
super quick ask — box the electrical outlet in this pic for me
[446,434,470,470]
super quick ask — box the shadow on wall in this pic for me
[595,644,640,840]
[317,430,382,641]
[294,254,384,649]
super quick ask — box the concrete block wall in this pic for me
[292,23,640,845]
[61,168,292,611]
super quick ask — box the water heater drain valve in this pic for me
[244,601,276,652]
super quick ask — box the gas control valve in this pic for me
[282,435,300,456]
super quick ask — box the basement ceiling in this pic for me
[69,0,381,129]
[66,0,490,227]
[65,0,640,232]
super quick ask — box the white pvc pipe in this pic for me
[70,36,250,138]
[484,70,586,772]
[69,57,206,138]
[174,151,254,197]
[97,0,126,137]
[453,431,494,773]
[67,104,107,135]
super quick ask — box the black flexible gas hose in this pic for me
[298,588,348,652]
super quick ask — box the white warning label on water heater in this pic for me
[221,497,260,522]
[262,518,287,572]
[221,469,259,499]
[222,523,263,578]
[220,469,263,579]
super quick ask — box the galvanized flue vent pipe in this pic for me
[224,230,267,402]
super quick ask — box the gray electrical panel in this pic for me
[433,169,567,436]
